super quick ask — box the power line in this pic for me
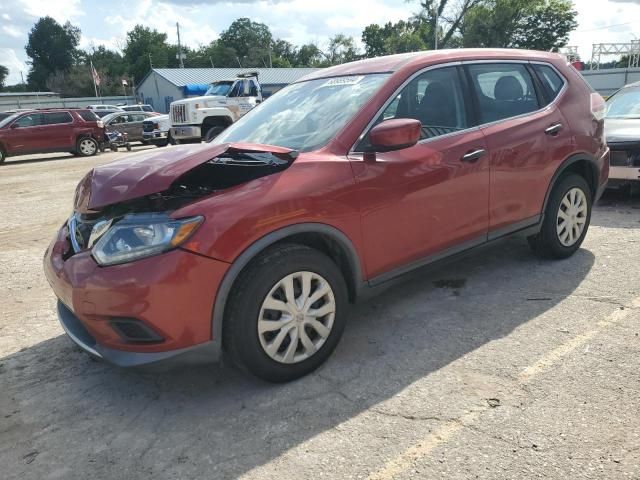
[576,21,639,33]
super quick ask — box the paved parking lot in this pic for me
[1,148,639,479]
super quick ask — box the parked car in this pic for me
[87,104,123,111]
[92,109,123,118]
[142,114,174,147]
[0,108,105,163]
[121,104,155,113]
[44,49,608,381]
[102,111,157,144]
[604,81,640,184]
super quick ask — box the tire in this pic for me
[528,173,592,259]
[0,147,5,165]
[168,133,176,145]
[126,144,132,151]
[204,125,226,142]
[223,243,348,382]
[76,137,98,157]
[155,139,169,147]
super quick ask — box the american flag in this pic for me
[90,61,101,87]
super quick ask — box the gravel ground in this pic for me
[0,148,639,479]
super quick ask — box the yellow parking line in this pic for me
[367,297,640,480]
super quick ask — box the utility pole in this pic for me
[433,5,438,50]
[148,53,153,69]
[20,71,25,85]
[209,57,214,68]
[176,22,185,68]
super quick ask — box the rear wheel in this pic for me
[224,244,348,382]
[76,137,98,157]
[0,147,5,164]
[528,173,592,259]
[204,124,227,142]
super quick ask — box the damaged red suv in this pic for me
[44,50,609,382]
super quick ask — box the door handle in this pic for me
[545,123,563,136]
[461,148,486,163]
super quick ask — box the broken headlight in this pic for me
[92,214,203,266]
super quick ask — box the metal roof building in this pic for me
[136,67,320,113]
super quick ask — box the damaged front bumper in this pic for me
[43,223,229,367]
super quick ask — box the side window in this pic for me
[132,114,146,122]
[375,66,469,140]
[532,64,565,102]
[249,80,259,97]
[42,112,73,125]
[229,82,242,97]
[78,111,99,122]
[13,114,41,128]
[466,63,540,123]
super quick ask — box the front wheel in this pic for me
[76,137,98,157]
[223,244,348,382]
[0,148,5,164]
[204,125,226,142]
[528,173,592,259]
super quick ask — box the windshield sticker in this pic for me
[320,76,365,88]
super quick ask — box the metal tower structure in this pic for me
[560,46,580,63]
[590,41,640,70]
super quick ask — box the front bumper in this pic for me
[142,130,168,143]
[43,224,229,367]
[170,125,201,141]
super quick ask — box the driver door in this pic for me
[349,66,490,281]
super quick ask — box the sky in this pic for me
[2,0,640,85]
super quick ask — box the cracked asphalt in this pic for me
[1,149,639,479]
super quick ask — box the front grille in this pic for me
[171,104,187,124]
[142,121,155,132]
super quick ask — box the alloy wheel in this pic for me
[79,139,97,156]
[257,271,336,364]
[556,187,588,246]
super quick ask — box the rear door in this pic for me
[350,65,490,280]
[39,111,75,149]
[129,113,147,141]
[464,62,572,236]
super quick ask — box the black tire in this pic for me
[0,147,5,165]
[126,144,132,151]
[155,139,169,147]
[76,137,98,157]
[223,243,348,382]
[204,125,226,142]
[168,133,176,145]
[528,173,592,259]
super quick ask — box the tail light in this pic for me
[590,93,606,121]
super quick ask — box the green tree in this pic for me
[362,20,427,57]
[25,16,80,89]
[320,34,359,66]
[0,65,8,90]
[218,18,273,62]
[462,0,577,50]
[294,44,324,67]
[123,25,171,83]
[412,0,485,49]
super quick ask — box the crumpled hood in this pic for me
[605,117,640,143]
[75,142,295,212]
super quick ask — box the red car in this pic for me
[0,108,104,163]
[44,50,609,382]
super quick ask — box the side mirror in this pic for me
[369,118,421,152]
[10,123,19,129]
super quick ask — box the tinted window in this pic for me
[141,105,153,112]
[533,64,565,101]
[467,63,540,123]
[132,114,147,122]
[13,114,41,127]
[373,66,469,141]
[78,110,99,122]
[42,112,73,125]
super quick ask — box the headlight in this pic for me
[92,214,203,266]
[97,120,104,128]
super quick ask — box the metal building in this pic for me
[135,67,320,113]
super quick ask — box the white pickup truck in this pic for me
[169,72,263,143]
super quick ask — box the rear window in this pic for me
[42,112,73,125]
[532,64,565,102]
[78,110,99,122]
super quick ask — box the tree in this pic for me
[320,34,359,66]
[462,0,577,51]
[123,25,171,83]
[412,0,485,49]
[218,18,273,62]
[0,65,8,91]
[25,16,80,89]
[362,20,427,57]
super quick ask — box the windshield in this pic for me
[206,82,233,96]
[606,87,640,118]
[0,113,20,128]
[214,74,390,152]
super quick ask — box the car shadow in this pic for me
[593,187,640,229]
[2,153,78,166]
[0,238,594,478]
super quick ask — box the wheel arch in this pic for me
[211,223,364,344]
[202,115,233,128]
[542,153,599,212]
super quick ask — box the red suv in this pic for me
[44,50,609,381]
[0,108,104,163]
